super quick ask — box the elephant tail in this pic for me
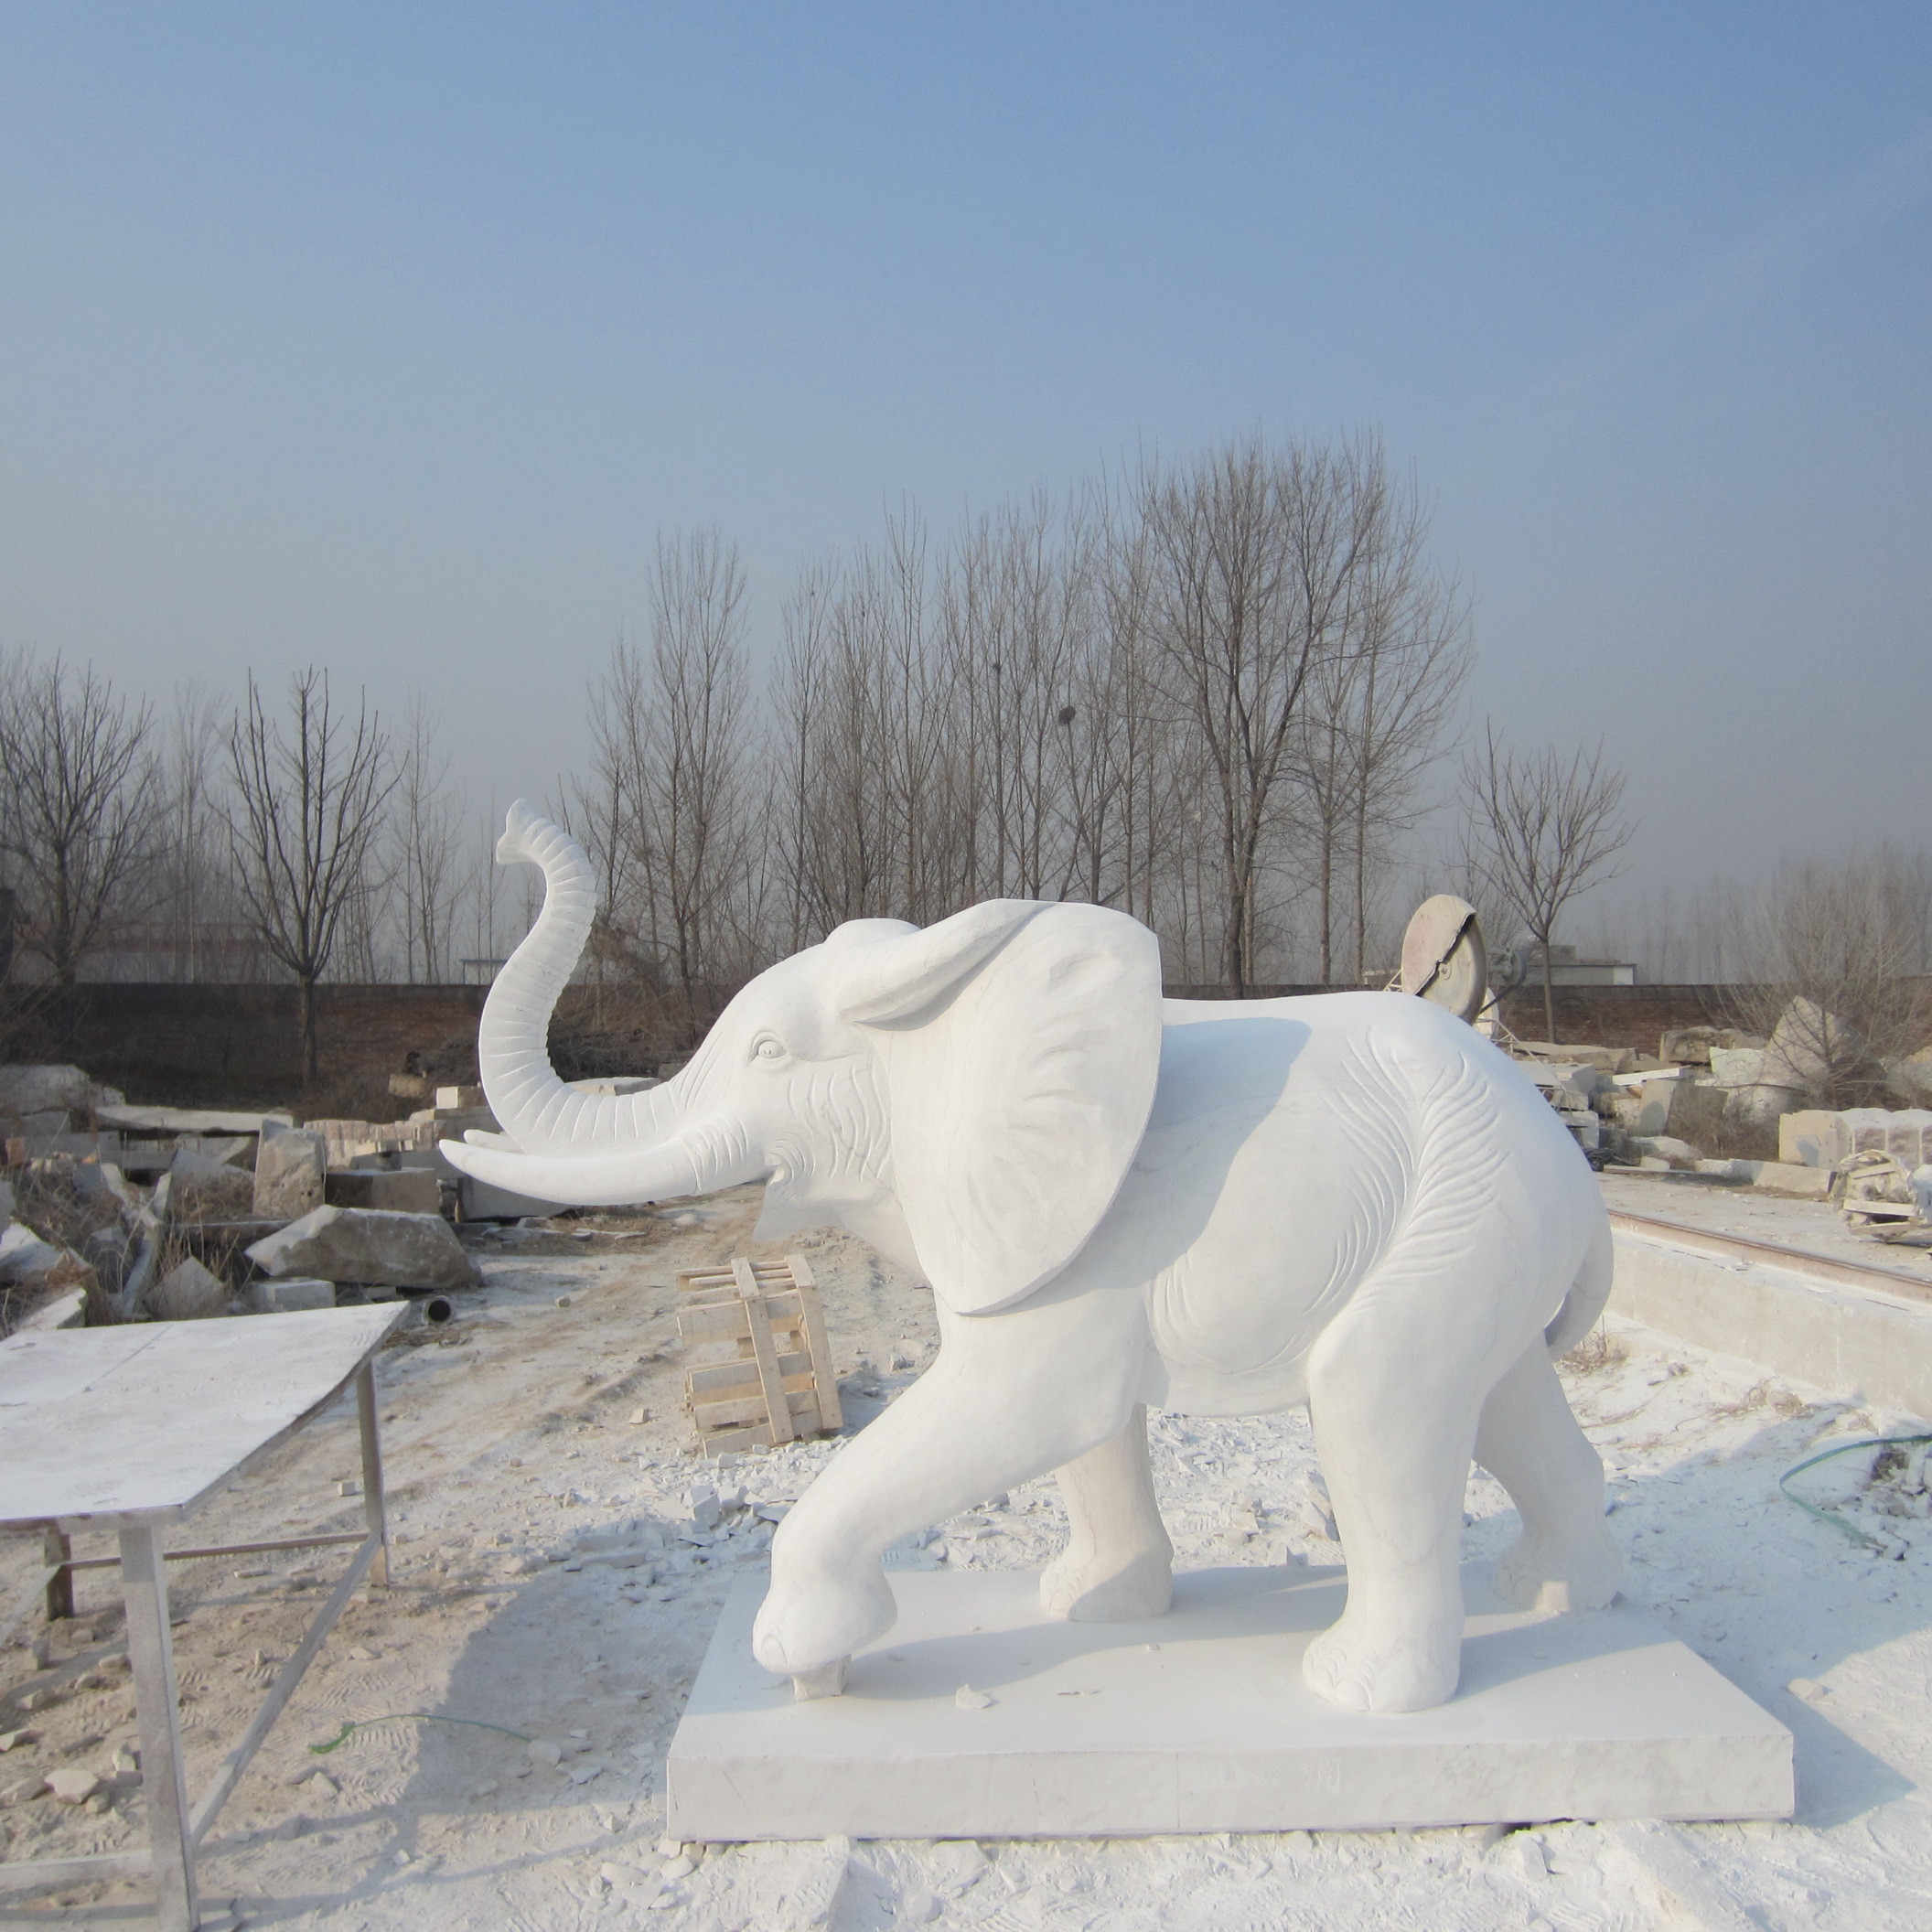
[1543,1210,1615,1357]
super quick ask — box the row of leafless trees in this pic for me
[0,651,534,1077]
[567,435,1478,1036]
[5,433,1697,1069]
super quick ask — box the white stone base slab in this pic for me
[667,1565,1791,1840]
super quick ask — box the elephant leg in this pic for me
[1041,1405,1174,1622]
[752,1287,1144,1692]
[1299,1292,1488,1715]
[1477,1341,1623,1613]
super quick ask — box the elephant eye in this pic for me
[753,1036,786,1061]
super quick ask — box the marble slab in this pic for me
[667,1564,1792,1840]
[0,1303,406,1528]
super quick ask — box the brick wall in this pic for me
[12,977,1752,1111]
[9,981,684,1112]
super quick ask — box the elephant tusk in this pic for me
[438,1137,706,1208]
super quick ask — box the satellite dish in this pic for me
[1400,895,1488,1025]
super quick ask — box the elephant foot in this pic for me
[790,1658,848,1701]
[1302,1605,1462,1714]
[1493,1526,1623,1615]
[753,1558,896,1684]
[1040,1544,1173,1623]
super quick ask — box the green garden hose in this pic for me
[1777,1433,1932,1550]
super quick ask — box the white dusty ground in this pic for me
[4,1181,1932,1931]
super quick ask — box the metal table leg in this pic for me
[42,1528,73,1624]
[355,1362,390,1588]
[119,1525,198,1932]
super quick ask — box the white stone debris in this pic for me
[245,1204,480,1291]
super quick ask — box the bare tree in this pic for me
[1139,436,1406,993]
[0,651,158,988]
[1460,724,1633,1043]
[1725,850,1932,1106]
[225,669,395,1083]
[392,697,466,983]
[151,682,243,981]
[586,531,756,1044]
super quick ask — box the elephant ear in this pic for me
[835,900,1164,1316]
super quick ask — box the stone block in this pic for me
[667,1567,1791,1841]
[1761,998,1856,1095]
[1751,1163,1833,1198]
[253,1124,327,1221]
[459,1174,569,1221]
[17,1288,87,1330]
[1631,1136,1699,1168]
[0,1065,95,1116]
[0,1221,65,1284]
[1665,1078,1727,1151]
[1886,1112,1932,1169]
[1708,1047,1766,1089]
[147,1256,230,1321]
[1609,1225,1932,1416]
[1779,1111,1846,1168]
[166,1148,255,1223]
[1633,1079,1680,1136]
[326,1168,441,1215]
[1659,1027,1762,1068]
[436,1085,486,1111]
[1520,1063,1600,1111]
[246,1276,336,1313]
[1717,1085,1799,1132]
[245,1205,479,1290]
[1515,1043,1629,1074]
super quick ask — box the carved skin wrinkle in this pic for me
[755,1054,907,1261]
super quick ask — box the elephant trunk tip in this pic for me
[496,797,544,866]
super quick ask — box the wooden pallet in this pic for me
[676,1253,843,1456]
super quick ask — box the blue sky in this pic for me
[1,4,1927,917]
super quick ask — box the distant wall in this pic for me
[7,981,671,1111]
[16,977,1745,1111]
[24,982,488,1108]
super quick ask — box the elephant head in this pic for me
[441,804,1165,1315]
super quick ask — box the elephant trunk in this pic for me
[453,802,762,1209]
[478,800,682,1158]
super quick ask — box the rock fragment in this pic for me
[245,1206,479,1291]
[245,1276,336,1313]
[166,1149,256,1222]
[0,1221,65,1283]
[253,1125,327,1221]
[147,1256,230,1321]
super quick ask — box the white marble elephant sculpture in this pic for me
[444,803,1622,1713]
